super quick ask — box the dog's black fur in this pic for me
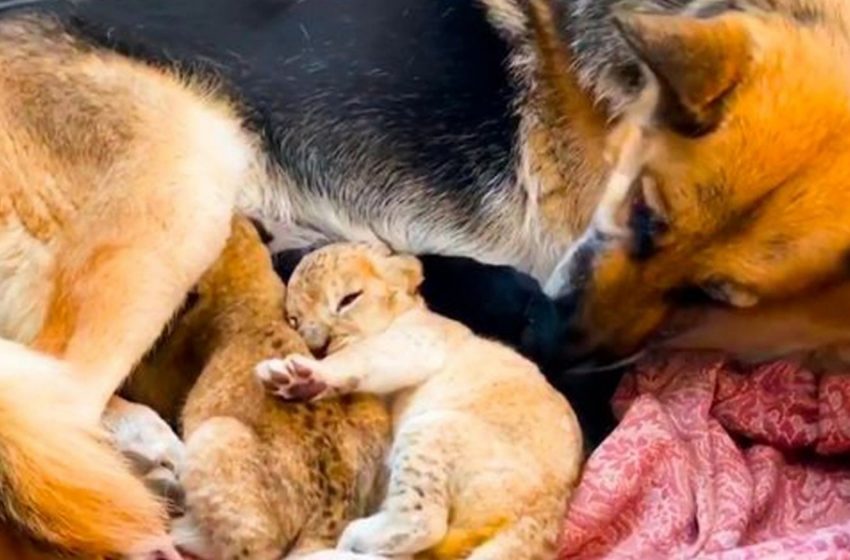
[17,0,695,264]
[21,0,527,259]
[79,0,517,190]
[11,0,656,442]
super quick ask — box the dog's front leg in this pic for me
[32,213,236,423]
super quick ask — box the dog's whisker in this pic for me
[564,351,645,375]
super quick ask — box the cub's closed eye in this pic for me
[337,290,363,313]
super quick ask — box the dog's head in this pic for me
[547,1,850,364]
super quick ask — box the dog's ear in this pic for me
[613,10,750,136]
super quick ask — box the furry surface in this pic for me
[260,243,583,560]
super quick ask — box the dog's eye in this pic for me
[628,176,668,260]
[336,290,363,313]
[666,279,759,308]
[700,279,759,308]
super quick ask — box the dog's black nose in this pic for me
[548,288,597,365]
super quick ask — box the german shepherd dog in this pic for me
[544,0,850,365]
[0,0,845,557]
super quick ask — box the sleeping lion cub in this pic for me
[256,243,583,560]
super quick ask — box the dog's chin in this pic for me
[556,309,728,375]
[656,318,791,364]
[561,350,645,376]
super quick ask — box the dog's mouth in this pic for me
[559,312,718,375]
[562,350,645,375]
[560,305,712,375]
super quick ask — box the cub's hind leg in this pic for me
[337,414,461,558]
[179,417,296,560]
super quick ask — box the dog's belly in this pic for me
[0,219,52,343]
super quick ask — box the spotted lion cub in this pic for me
[131,220,390,560]
[257,243,583,560]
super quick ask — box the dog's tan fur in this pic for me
[3,0,850,555]
[258,243,583,560]
[0,16,265,558]
[482,0,612,273]
[544,0,850,363]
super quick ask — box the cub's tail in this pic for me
[422,492,567,560]
[0,339,168,557]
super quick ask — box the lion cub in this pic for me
[257,243,583,560]
[134,219,390,560]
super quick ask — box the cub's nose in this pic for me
[300,322,330,357]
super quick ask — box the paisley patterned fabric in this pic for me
[559,352,850,559]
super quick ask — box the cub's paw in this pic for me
[338,512,439,557]
[171,514,215,560]
[102,398,186,515]
[128,535,184,560]
[256,355,329,401]
[297,551,390,560]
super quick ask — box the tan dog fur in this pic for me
[258,243,583,560]
[544,0,850,363]
[134,218,390,560]
[0,16,264,558]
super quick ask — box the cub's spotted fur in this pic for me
[259,243,583,560]
[134,219,390,560]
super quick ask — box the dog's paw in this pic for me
[256,355,329,401]
[102,398,186,515]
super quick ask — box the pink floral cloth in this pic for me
[559,352,850,560]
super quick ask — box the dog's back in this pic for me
[16,0,697,273]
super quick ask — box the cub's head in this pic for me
[286,243,424,354]
[547,1,850,363]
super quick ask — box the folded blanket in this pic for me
[559,353,850,559]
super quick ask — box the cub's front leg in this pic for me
[256,315,447,401]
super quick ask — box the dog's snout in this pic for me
[554,287,581,322]
[550,287,599,368]
[544,234,602,299]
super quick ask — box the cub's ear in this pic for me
[390,255,424,295]
[613,10,751,135]
[367,241,393,256]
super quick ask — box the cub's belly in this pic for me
[0,220,53,343]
